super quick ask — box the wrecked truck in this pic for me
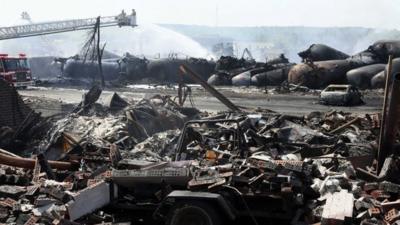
[110,119,307,225]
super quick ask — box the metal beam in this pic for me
[377,56,394,172]
[179,64,241,111]
[378,71,400,172]
[0,149,78,170]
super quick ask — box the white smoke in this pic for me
[0,17,63,56]
[102,23,213,59]
[0,22,213,59]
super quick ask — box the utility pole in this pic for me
[81,17,105,88]
[96,17,105,88]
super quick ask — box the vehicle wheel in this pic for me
[167,201,221,225]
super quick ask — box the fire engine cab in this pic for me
[0,53,33,88]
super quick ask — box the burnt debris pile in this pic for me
[207,54,295,87]
[0,79,47,153]
[1,83,399,225]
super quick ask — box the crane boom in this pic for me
[0,10,136,41]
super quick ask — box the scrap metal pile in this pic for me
[2,55,400,224]
[0,81,398,225]
[0,85,201,223]
[207,54,295,87]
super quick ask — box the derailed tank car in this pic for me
[346,64,386,89]
[146,58,215,83]
[367,40,400,62]
[371,58,400,89]
[63,56,215,84]
[208,56,258,86]
[119,55,148,82]
[210,55,292,86]
[288,60,359,89]
[290,40,400,90]
[64,59,122,81]
[298,44,349,62]
[371,71,386,89]
[251,63,295,86]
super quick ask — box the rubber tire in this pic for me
[167,201,221,225]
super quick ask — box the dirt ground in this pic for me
[19,85,384,117]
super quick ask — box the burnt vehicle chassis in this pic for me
[319,84,364,106]
[110,119,304,225]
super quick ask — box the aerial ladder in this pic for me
[0,9,136,40]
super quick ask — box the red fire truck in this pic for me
[0,53,33,88]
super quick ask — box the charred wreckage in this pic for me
[29,40,400,92]
[0,59,399,225]
[3,7,400,225]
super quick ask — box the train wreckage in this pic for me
[25,40,400,91]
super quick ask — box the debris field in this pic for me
[0,66,399,225]
[1,24,400,225]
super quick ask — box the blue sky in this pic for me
[1,0,400,29]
